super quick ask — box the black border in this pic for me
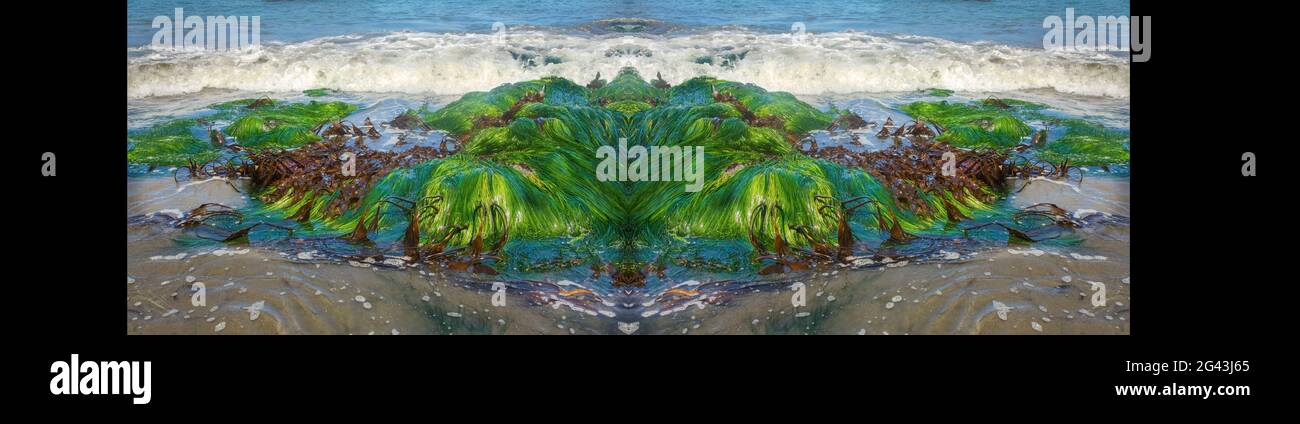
[15,0,1279,412]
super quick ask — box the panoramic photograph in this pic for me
[125,0,1132,335]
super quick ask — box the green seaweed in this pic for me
[421,77,575,136]
[127,99,358,166]
[591,68,667,103]
[140,70,1128,281]
[126,119,217,166]
[669,76,833,135]
[255,71,991,256]
[1038,119,1130,166]
[303,88,334,97]
[208,98,275,111]
[223,100,357,150]
[925,88,954,97]
[900,100,1033,149]
[902,99,1128,166]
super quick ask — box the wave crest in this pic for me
[127,30,1129,99]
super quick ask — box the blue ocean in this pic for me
[127,0,1131,101]
[128,0,1129,47]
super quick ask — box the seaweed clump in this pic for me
[130,68,1125,285]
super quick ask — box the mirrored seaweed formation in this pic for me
[129,68,1129,298]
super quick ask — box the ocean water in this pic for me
[127,0,1128,47]
[127,0,1131,99]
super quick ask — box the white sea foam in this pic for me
[127,30,1129,99]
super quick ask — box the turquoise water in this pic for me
[127,0,1128,47]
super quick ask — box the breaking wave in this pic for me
[127,29,1129,99]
